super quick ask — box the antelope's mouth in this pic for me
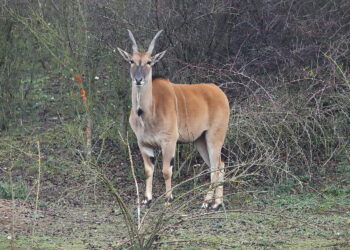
[134,80,145,86]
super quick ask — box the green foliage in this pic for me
[273,178,299,194]
[0,178,28,199]
[323,185,350,196]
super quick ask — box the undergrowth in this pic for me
[0,1,349,248]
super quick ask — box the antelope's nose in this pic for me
[135,77,143,85]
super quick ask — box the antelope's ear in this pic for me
[151,50,167,66]
[117,47,133,63]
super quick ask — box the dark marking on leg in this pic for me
[170,157,174,167]
[137,108,143,116]
[150,156,155,165]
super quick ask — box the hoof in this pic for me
[141,198,152,208]
[164,196,174,207]
[201,202,211,210]
[211,203,223,211]
[201,202,223,211]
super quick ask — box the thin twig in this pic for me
[118,131,141,230]
[35,140,41,216]
[9,159,16,250]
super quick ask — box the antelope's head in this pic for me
[117,30,166,87]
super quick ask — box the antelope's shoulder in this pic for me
[152,76,172,88]
[152,77,177,105]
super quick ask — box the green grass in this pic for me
[0,179,29,199]
[0,235,86,250]
[0,178,349,249]
[158,192,350,249]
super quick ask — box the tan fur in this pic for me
[118,30,230,209]
[130,79,229,145]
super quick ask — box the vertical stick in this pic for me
[9,161,15,250]
[31,140,42,245]
[127,137,141,230]
[86,116,92,160]
[35,140,41,215]
[119,132,141,229]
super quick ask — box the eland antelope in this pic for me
[117,30,230,209]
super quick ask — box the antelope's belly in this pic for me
[177,129,206,143]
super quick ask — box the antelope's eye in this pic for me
[130,60,134,64]
[147,61,152,65]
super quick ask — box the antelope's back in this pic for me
[152,77,229,141]
[174,82,229,125]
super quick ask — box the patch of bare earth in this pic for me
[0,198,127,248]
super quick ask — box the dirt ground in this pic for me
[0,198,126,249]
[1,191,349,249]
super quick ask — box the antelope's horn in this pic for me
[127,29,138,53]
[147,30,163,54]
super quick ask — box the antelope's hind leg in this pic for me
[139,146,155,207]
[204,128,226,210]
[194,134,214,209]
[161,142,177,205]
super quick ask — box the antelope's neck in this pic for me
[132,80,153,117]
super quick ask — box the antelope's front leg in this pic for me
[139,145,155,207]
[161,142,176,204]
